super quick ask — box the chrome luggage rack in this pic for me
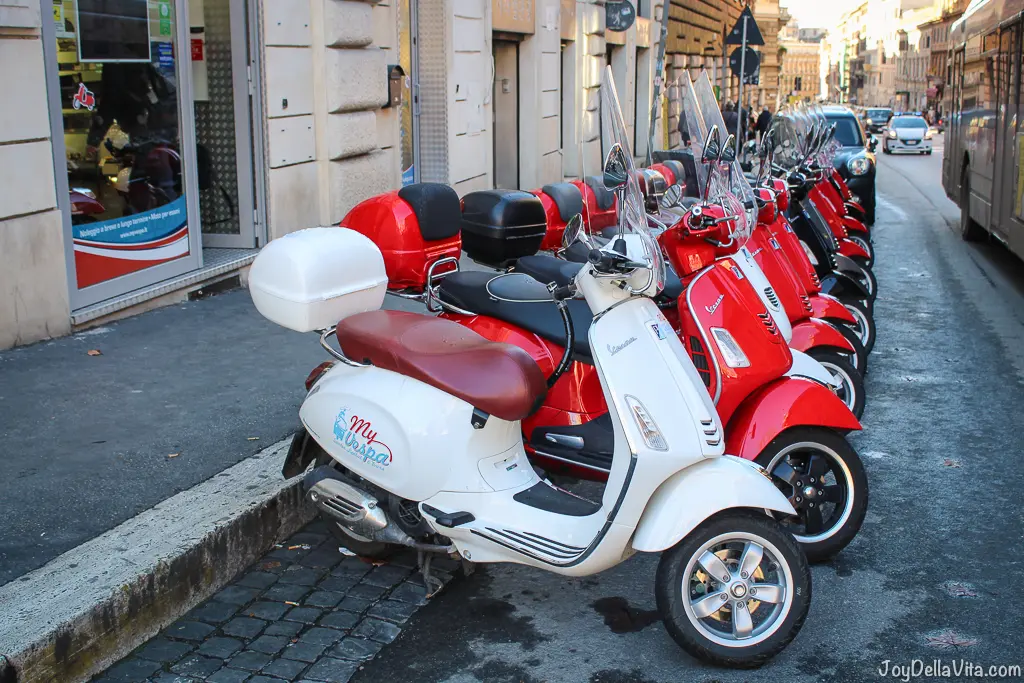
[383,256,476,316]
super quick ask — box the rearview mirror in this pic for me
[560,213,591,252]
[603,144,629,191]
[702,126,722,164]
[721,135,736,163]
[661,183,683,209]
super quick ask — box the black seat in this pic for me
[584,176,615,210]
[397,184,461,241]
[436,271,595,363]
[662,160,686,185]
[514,252,684,305]
[541,183,584,222]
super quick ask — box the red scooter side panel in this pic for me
[838,238,870,260]
[747,227,808,325]
[681,260,791,425]
[831,169,853,200]
[790,318,855,355]
[808,294,857,325]
[766,215,821,295]
[532,190,568,251]
[725,377,862,461]
[341,192,461,291]
[846,200,865,215]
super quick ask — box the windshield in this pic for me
[866,109,892,120]
[767,105,805,171]
[599,66,666,292]
[825,115,863,147]
[892,117,927,130]
[691,71,755,241]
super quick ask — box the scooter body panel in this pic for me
[533,190,570,251]
[787,349,842,388]
[733,246,793,343]
[841,215,869,236]
[790,317,856,355]
[725,376,861,462]
[631,456,796,552]
[838,238,870,260]
[300,364,525,501]
[747,226,810,326]
[681,259,791,425]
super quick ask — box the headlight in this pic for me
[925,130,933,140]
[866,118,873,125]
[848,157,871,176]
[887,130,897,139]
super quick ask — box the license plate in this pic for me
[906,140,919,145]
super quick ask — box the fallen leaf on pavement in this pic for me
[87,349,102,356]
[260,561,281,570]
[942,581,978,598]
[942,458,962,468]
[925,629,978,649]
[168,453,179,458]
[247,437,259,441]
[284,601,299,606]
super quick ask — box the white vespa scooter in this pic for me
[248,71,811,668]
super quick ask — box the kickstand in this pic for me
[418,550,445,598]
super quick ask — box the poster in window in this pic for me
[76,0,152,63]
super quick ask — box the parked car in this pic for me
[823,105,877,225]
[882,115,933,155]
[863,107,893,133]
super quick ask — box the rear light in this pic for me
[304,361,337,391]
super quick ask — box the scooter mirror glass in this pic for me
[702,126,722,164]
[661,183,683,209]
[561,213,592,252]
[603,144,629,191]
[721,135,737,163]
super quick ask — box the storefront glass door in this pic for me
[44,0,203,309]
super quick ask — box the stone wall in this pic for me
[0,8,72,349]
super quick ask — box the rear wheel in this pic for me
[656,511,811,668]
[806,350,865,419]
[314,453,398,560]
[960,170,987,242]
[847,233,873,264]
[756,428,869,562]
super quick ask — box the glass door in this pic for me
[45,0,203,309]
[398,0,419,185]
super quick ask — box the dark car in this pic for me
[863,107,893,134]
[823,105,877,225]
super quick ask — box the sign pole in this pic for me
[735,13,747,162]
[646,0,671,166]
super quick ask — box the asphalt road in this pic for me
[354,149,1024,682]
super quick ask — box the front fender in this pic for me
[725,377,861,461]
[838,238,870,260]
[631,456,795,552]
[841,215,869,235]
[808,293,857,324]
[821,271,871,300]
[790,317,855,354]
[787,348,841,389]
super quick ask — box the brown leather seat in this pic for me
[336,310,546,422]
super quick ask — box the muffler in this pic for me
[302,465,450,552]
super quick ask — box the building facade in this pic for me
[750,0,789,109]
[779,39,821,104]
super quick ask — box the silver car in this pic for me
[882,116,933,155]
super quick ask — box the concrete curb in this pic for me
[0,437,314,683]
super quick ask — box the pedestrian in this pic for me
[722,102,739,139]
[677,108,689,147]
[756,105,772,141]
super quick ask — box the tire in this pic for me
[847,233,874,264]
[839,299,875,354]
[960,170,987,242]
[656,510,811,668]
[314,453,398,560]
[829,321,870,373]
[755,427,869,562]
[806,350,865,420]
[882,144,890,155]
[926,150,933,155]
[848,263,877,302]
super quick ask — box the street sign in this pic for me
[606,0,636,32]
[725,7,765,46]
[730,47,760,80]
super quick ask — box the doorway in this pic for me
[193,0,260,249]
[398,0,419,185]
[493,40,519,190]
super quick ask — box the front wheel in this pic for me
[756,428,869,562]
[806,350,865,419]
[656,511,811,669]
[840,299,875,353]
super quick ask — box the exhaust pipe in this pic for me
[302,465,450,552]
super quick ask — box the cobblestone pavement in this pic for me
[92,520,457,683]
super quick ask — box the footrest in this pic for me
[422,505,476,528]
